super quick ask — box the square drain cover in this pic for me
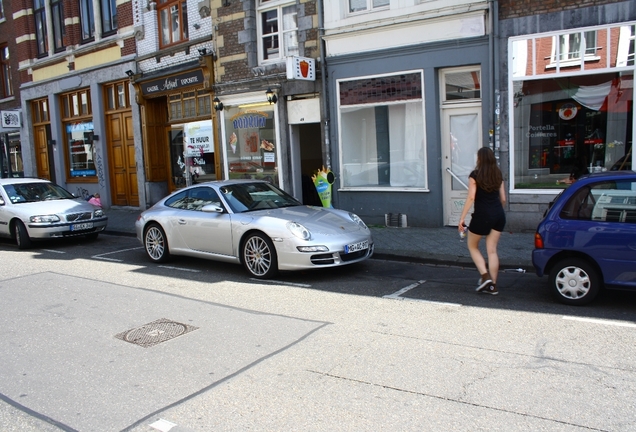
[115,318,199,348]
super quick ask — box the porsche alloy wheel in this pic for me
[144,223,171,263]
[242,232,278,279]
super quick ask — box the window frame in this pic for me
[60,89,98,182]
[257,0,298,64]
[157,0,189,49]
[79,0,95,43]
[101,0,118,36]
[336,70,428,192]
[34,0,48,57]
[0,44,13,99]
[51,0,65,52]
[348,0,390,15]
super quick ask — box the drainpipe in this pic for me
[317,0,331,170]
[489,0,501,165]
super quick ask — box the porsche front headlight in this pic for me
[287,221,311,240]
[348,212,368,229]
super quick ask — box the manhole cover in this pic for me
[115,318,199,348]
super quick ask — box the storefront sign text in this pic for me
[142,70,204,95]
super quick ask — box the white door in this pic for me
[441,106,482,226]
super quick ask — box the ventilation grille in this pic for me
[385,213,408,228]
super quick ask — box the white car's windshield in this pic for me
[220,182,301,213]
[3,183,75,204]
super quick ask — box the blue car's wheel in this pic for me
[549,258,601,305]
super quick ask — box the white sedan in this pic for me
[0,178,107,249]
[135,180,374,279]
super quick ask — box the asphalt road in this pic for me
[1,234,635,431]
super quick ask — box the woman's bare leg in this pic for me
[485,229,502,284]
[467,231,488,276]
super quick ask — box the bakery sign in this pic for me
[142,69,204,96]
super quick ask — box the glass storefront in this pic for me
[510,23,635,190]
[223,105,278,185]
[0,132,23,178]
[168,120,216,188]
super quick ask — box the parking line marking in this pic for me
[563,316,636,329]
[158,265,201,273]
[92,246,143,258]
[384,280,461,307]
[250,278,312,288]
[93,256,123,262]
[41,249,66,254]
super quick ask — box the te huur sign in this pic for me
[142,69,205,96]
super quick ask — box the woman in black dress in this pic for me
[458,147,506,295]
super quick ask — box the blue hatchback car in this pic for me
[532,170,636,305]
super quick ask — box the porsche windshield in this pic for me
[220,182,301,212]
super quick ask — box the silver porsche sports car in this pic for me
[0,178,107,249]
[135,180,374,279]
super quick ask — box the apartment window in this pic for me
[0,45,12,98]
[349,0,389,13]
[51,0,65,51]
[101,0,118,35]
[34,0,48,56]
[158,0,188,47]
[338,71,427,189]
[0,0,5,20]
[258,1,298,62]
[79,0,95,42]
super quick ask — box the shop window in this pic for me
[223,105,278,186]
[158,0,188,48]
[338,71,427,189]
[79,0,95,42]
[0,45,12,98]
[101,0,118,36]
[349,0,389,14]
[258,0,298,63]
[510,23,634,191]
[197,90,211,116]
[34,0,48,56]
[60,89,97,180]
[51,0,65,52]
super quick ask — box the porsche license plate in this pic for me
[344,240,368,254]
[71,222,93,231]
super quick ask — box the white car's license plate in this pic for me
[344,240,368,254]
[71,222,93,231]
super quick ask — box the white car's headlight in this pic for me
[30,215,60,223]
[287,221,311,240]
[94,209,104,218]
[348,212,368,229]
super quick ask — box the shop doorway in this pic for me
[107,111,138,206]
[290,122,322,205]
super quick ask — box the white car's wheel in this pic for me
[14,220,32,250]
[241,232,278,279]
[144,223,171,263]
[549,258,601,305]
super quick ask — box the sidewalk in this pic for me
[104,207,535,270]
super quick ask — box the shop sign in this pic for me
[142,70,204,96]
[286,56,315,81]
[184,120,213,156]
[1,110,21,128]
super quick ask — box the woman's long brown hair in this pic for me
[474,147,503,193]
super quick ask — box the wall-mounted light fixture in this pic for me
[266,88,278,105]
[193,23,201,30]
[213,97,224,111]
[198,48,208,56]
[125,70,134,78]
